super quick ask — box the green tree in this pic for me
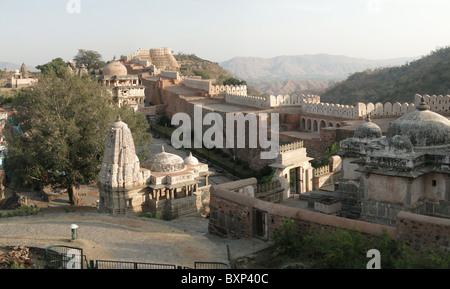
[3,75,151,205]
[223,77,247,86]
[73,49,106,70]
[35,58,69,78]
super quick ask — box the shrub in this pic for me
[271,218,302,257]
[3,205,40,218]
[272,223,449,269]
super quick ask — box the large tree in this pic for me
[73,49,106,70]
[4,75,151,205]
[36,57,69,78]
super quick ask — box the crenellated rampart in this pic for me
[210,84,247,96]
[414,94,450,114]
[225,93,270,109]
[269,94,320,107]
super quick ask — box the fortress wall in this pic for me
[210,85,247,96]
[124,47,179,69]
[225,93,270,109]
[415,94,450,114]
[302,100,358,119]
[160,70,180,80]
[182,78,212,92]
[269,94,320,107]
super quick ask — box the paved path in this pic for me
[0,212,270,268]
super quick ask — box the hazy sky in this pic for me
[1,0,449,68]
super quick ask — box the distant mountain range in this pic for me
[0,61,20,71]
[220,54,415,95]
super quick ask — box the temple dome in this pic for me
[354,115,382,140]
[143,146,186,173]
[111,115,127,129]
[184,152,199,165]
[386,98,450,147]
[103,60,128,76]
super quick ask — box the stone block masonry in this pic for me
[209,183,396,240]
[396,212,450,250]
[209,181,450,250]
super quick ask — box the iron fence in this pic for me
[194,262,230,269]
[45,245,228,269]
[45,245,87,269]
[94,260,177,269]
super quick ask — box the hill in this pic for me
[250,79,336,95]
[220,54,413,81]
[220,54,412,95]
[174,53,262,95]
[321,47,450,105]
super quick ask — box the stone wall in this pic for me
[396,211,450,250]
[415,94,450,115]
[209,183,450,250]
[161,70,180,80]
[123,47,179,70]
[210,85,247,96]
[182,78,211,92]
[313,165,340,190]
[269,94,320,107]
[208,184,396,240]
[225,93,270,109]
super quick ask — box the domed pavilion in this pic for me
[96,58,146,111]
[336,97,450,225]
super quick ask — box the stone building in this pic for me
[336,98,450,225]
[98,116,212,216]
[121,47,179,71]
[6,63,38,88]
[96,59,146,111]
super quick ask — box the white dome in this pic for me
[143,146,186,173]
[184,152,199,165]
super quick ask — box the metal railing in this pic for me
[45,245,87,269]
[194,262,230,269]
[94,260,177,269]
[45,245,229,269]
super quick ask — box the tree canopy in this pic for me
[73,49,106,70]
[223,77,247,86]
[3,75,151,204]
[35,57,69,78]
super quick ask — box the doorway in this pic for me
[254,209,268,240]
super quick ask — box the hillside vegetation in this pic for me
[321,47,450,105]
[174,53,262,95]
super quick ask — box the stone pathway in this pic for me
[0,212,270,268]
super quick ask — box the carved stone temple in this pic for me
[336,98,450,225]
[98,116,212,216]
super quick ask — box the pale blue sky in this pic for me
[1,0,449,68]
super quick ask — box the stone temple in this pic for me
[336,97,450,225]
[98,116,212,216]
